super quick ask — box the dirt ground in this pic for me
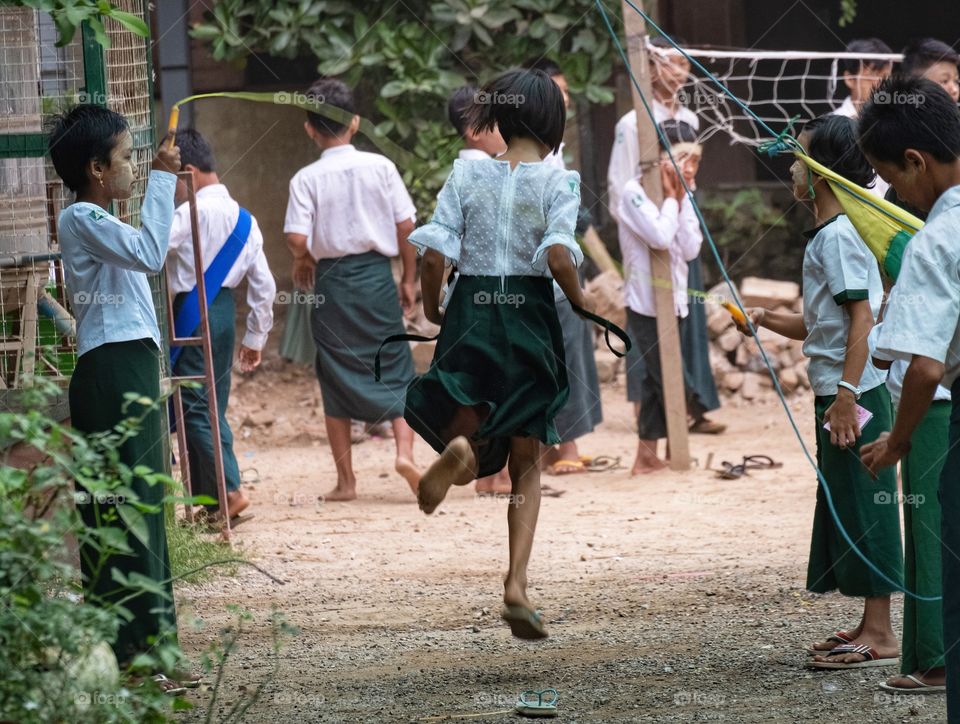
[174,350,948,723]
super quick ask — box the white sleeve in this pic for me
[618,180,680,251]
[241,219,276,350]
[385,162,416,223]
[168,202,191,253]
[283,172,314,236]
[607,114,638,224]
[64,170,175,274]
[676,195,703,262]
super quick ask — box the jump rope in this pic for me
[162,5,934,602]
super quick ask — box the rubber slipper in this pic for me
[540,484,565,498]
[585,455,623,472]
[807,643,898,669]
[516,688,559,717]
[743,454,783,470]
[807,630,854,654]
[690,419,727,434]
[501,605,548,640]
[145,673,187,696]
[877,674,946,693]
[546,460,584,476]
[716,461,747,479]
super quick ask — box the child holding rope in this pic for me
[739,114,903,670]
[404,68,594,640]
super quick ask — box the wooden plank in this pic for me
[19,271,38,386]
[621,0,690,470]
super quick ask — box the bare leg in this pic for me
[324,415,357,501]
[811,597,899,664]
[476,466,511,494]
[503,437,542,612]
[631,438,666,476]
[392,417,421,495]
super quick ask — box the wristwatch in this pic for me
[837,380,862,400]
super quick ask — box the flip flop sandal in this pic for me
[546,460,585,476]
[877,674,946,693]
[516,688,559,718]
[145,673,187,696]
[689,419,727,434]
[715,461,747,479]
[240,468,261,484]
[743,454,783,470]
[585,455,623,472]
[807,630,854,654]
[540,484,566,498]
[806,643,899,669]
[501,605,549,640]
[203,513,255,533]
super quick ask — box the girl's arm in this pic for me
[549,245,587,309]
[823,299,874,447]
[739,307,807,340]
[420,249,446,325]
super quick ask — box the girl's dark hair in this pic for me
[305,78,355,137]
[176,128,216,172]
[447,85,476,138]
[802,114,876,188]
[859,76,960,166]
[466,69,565,153]
[901,38,960,78]
[48,104,128,193]
[658,119,698,150]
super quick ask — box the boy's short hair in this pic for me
[841,38,893,75]
[802,113,875,188]
[525,57,563,79]
[859,75,960,166]
[447,86,476,138]
[658,119,698,150]
[48,104,129,193]
[901,38,960,78]
[305,78,355,137]
[176,128,216,173]
[466,69,565,153]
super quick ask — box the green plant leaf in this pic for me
[117,503,148,546]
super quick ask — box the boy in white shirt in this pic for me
[168,129,276,522]
[619,121,706,474]
[284,78,421,502]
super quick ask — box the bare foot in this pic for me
[322,483,357,502]
[810,633,899,664]
[810,624,863,652]
[419,436,476,514]
[477,468,511,494]
[395,457,421,496]
[226,489,250,518]
[630,456,667,476]
[503,575,533,611]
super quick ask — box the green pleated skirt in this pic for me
[69,338,178,662]
[404,276,568,478]
[807,384,903,596]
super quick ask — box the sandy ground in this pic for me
[174,353,947,723]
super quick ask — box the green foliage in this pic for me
[838,0,858,27]
[190,0,618,214]
[9,0,149,47]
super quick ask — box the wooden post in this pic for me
[621,0,690,470]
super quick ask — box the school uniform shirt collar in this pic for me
[458,148,491,160]
[928,185,960,221]
[321,143,356,159]
[802,213,842,240]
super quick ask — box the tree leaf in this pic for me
[116,503,148,547]
[106,9,150,38]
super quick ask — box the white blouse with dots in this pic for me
[408,158,583,289]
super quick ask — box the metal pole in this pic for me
[621,0,691,470]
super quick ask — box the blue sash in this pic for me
[170,208,252,367]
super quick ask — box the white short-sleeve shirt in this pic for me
[283,144,416,260]
[875,185,960,387]
[801,214,886,396]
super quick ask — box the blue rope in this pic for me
[596,0,938,602]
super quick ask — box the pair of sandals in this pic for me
[805,630,899,671]
[143,671,202,696]
[712,454,782,479]
[546,455,623,476]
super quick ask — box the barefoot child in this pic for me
[619,120,708,474]
[405,68,590,639]
[284,78,421,501]
[739,114,903,669]
[858,76,960,702]
[167,129,276,522]
[50,105,196,692]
